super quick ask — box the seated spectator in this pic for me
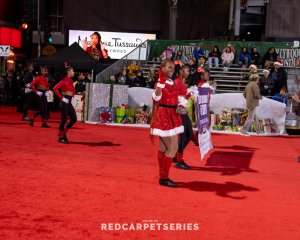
[244,64,258,81]
[192,45,205,62]
[272,87,288,105]
[127,61,140,80]
[174,50,188,64]
[197,56,210,73]
[221,46,235,70]
[270,60,288,94]
[238,47,251,68]
[250,47,261,67]
[147,67,157,89]
[116,67,131,85]
[259,69,274,96]
[187,58,197,75]
[263,47,278,67]
[160,45,174,61]
[208,45,221,68]
[132,70,146,87]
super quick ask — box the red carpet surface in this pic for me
[0,106,299,240]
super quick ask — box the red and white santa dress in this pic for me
[150,79,184,137]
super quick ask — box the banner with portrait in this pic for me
[196,88,213,160]
[69,30,156,60]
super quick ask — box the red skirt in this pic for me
[150,106,184,137]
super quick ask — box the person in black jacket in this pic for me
[259,69,274,96]
[250,47,261,67]
[263,47,278,67]
[269,60,288,94]
[22,63,36,122]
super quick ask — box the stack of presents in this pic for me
[97,84,150,125]
[211,107,279,134]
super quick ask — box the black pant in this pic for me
[33,93,47,120]
[178,114,194,154]
[22,92,36,118]
[59,96,77,131]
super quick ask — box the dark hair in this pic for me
[161,59,174,68]
[91,32,101,50]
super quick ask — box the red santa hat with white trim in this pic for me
[274,60,283,66]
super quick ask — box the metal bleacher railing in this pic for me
[95,40,151,83]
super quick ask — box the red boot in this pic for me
[159,154,178,188]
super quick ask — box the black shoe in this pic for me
[24,117,33,127]
[172,157,177,163]
[63,134,69,142]
[41,123,51,128]
[159,178,178,188]
[175,161,191,170]
[58,137,69,144]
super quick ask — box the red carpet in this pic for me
[0,106,299,240]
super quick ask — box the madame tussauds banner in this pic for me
[148,40,300,67]
[69,30,156,60]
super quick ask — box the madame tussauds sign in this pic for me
[69,30,156,60]
[276,48,300,67]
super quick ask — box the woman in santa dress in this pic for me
[150,60,184,188]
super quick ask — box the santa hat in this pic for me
[274,60,283,66]
[249,64,257,70]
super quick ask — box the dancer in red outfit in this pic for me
[28,67,51,128]
[150,60,184,187]
[173,65,195,170]
[53,66,77,144]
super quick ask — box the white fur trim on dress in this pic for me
[152,91,162,102]
[150,125,184,137]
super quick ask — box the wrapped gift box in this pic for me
[99,107,115,123]
[231,108,248,126]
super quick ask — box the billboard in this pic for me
[69,30,156,60]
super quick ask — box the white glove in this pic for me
[62,97,69,104]
[25,83,31,88]
[178,96,188,108]
[45,91,50,97]
[36,91,43,97]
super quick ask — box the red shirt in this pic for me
[153,80,179,106]
[174,77,187,96]
[53,77,75,100]
[30,75,49,93]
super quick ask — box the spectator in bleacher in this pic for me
[187,58,197,75]
[244,64,258,81]
[174,50,188,64]
[132,70,146,88]
[127,60,141,80]
[263,47,278,67]
[269,60,288,94]
[147,67,157,89]
[259,69,274,96]
[272,87,288,105]
[208,45,221,68]
[192,45,205,62]
[197,56,210,73]
[160,45,174,61]
[116,67,131,86]
[221,46,235,71]
[250,47,261,67]
[238,47,251,68]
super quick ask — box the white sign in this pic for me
[198,129,213,160]
[0,45,10,57]
[69,30,156,60]
[293,41,299,48]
